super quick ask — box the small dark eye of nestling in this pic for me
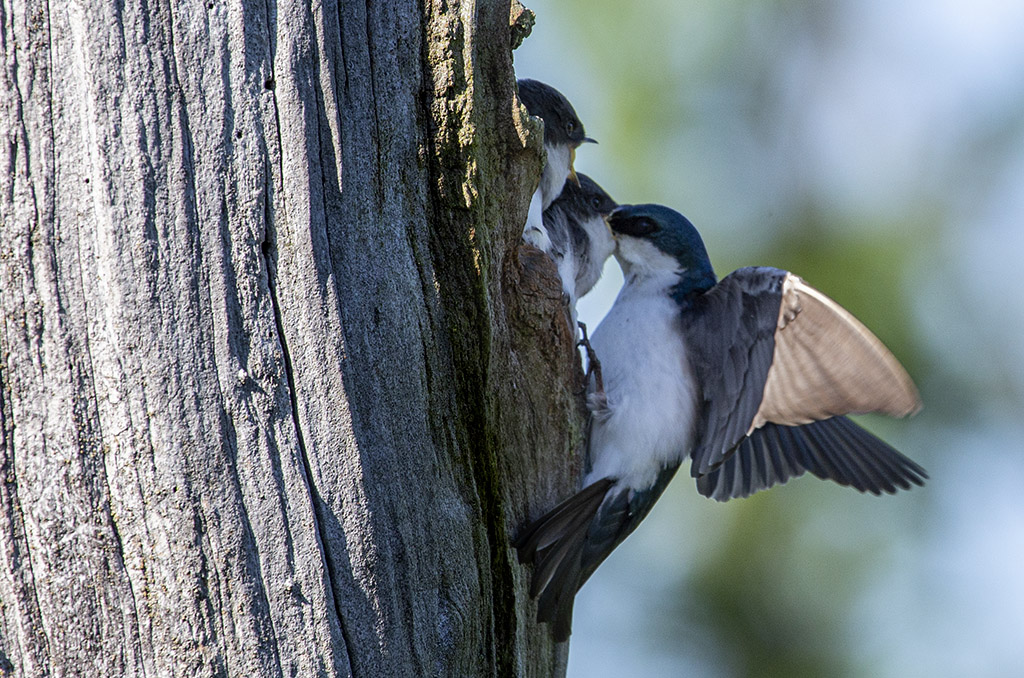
[591,196,602,210]
[566,120,575,134]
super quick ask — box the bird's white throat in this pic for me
[614,236,684,283]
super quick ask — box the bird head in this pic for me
[517,79,597,152]
[556,172,618,218]
[606,204,717,292]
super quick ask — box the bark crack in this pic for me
[260,223,358,678]
[364,2,384,208]
[100,484,147,678]
[0,356,52,676]
[2,14,53,672]
[316,3,365,675]
[258,40,356,666]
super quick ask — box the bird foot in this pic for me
[577,321,604,396]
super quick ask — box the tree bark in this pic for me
[0,0,582,676]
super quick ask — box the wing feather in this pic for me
[750,276,921,431]
[684,268,924,498]
[684,267,785,474]
[696,417,927,501]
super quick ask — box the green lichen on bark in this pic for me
[423,0,586,674]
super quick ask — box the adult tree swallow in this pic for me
[516,203,925,642]
[517,78,596,251]
[543,172,617,308]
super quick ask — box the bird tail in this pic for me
[514,465,679,641]
[514,478,614,641]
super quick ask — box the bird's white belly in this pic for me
[585,292,698,489]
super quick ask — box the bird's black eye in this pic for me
[591,196,602,210]
[566,120,576,134]
[632,217,658,235]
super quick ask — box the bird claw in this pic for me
[577,321,605,397]
[587,390,610,420]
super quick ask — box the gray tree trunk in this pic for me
[0,0,583,676]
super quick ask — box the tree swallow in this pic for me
[516,203,925,641]
[543,172,617,309]
[517,78,596,251]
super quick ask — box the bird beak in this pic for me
[583,136,598,145]
[568,148,581,187]
[604,211,619,238]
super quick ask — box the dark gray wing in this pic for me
[682,266,786,476]
[684,266,923,496]
[696,417,928,501]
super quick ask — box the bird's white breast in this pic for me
[540,144,572,209]
[585,275,699,489]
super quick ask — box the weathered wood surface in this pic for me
[0,0,583,675]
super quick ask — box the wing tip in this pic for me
[696,418,927,501]
[883,375,923,419]
[768,277,926,422]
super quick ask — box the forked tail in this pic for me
[514,465,679,641]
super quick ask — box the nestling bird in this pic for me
[515,203,926,642]
[517,79,596,251]
[543,172,618,307]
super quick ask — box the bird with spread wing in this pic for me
[516,203,925,641]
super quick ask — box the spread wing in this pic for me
[696,417,928,501]
[684,267,922,492]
